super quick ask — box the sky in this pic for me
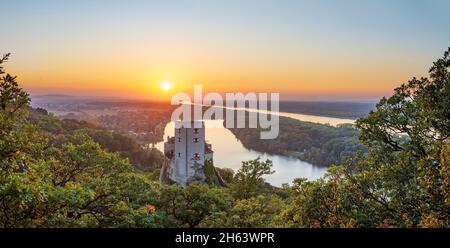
[1,0,449,101]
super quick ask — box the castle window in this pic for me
[178,137,181,142]
[193,138,199,143]
[177,129,182,134]
[178,152,181,158]
[194,153,200,160]
[194,128,199,134]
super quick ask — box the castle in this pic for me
[160,121,214,187]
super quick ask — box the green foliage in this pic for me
[201,194,285,228]
[228,118,365,167]
[202,159,227,186]
[157,183,232,227]
[28,109,164,171]
[204,159,215,185]
[0,54,29,115]
[230,157,274,199]
[280,48,450,227]
[1,130,165,227]
[1,48,449,228]
[215,167,235,184]
[0,54,164,227]
[0,54,45,165]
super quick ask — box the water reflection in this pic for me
[155,120,328,186]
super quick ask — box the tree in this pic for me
[0,53,45,164]
[215,167,235,184]
[0,54,165,227]
[158,183,232,227]
[353,47,450,226]
[281,48,450,227]
[230,157,274,199]
[0,53,49,227]
[203,194,285,228]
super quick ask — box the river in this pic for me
[155,110,355,186]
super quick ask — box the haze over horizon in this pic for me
[2,0,450,101]
[29,92,379,103]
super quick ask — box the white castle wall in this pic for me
[169,121,207,187]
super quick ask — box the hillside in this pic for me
[228,116,365,167]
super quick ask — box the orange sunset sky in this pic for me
[1,0,449,101]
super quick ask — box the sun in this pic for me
[160,81,172,91]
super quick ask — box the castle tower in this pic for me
[161,121,213,187]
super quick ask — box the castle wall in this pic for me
[169,121,207,187]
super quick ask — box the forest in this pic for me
[0,48,449,227]
[228,117,365,167]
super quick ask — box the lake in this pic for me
[155,111,354,186]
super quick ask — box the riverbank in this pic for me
[226,115,366,167]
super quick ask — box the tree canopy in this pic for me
[1,48,449,227]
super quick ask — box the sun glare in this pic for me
[161,81,172,91]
